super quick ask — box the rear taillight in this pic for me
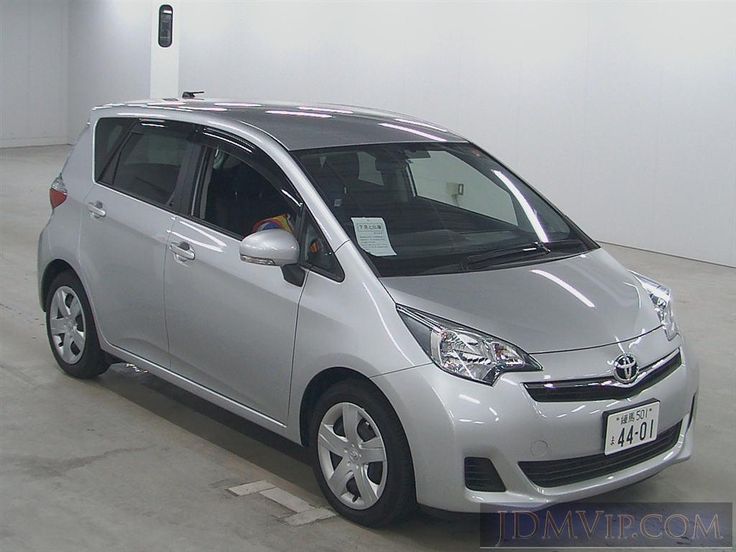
[49,176,67,209]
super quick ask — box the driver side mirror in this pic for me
[239,229,299,267]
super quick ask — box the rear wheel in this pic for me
[45,271,109,379]
[309,380,416,526]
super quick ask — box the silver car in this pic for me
[38,99,698,526]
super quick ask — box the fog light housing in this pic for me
[464,457,506,492]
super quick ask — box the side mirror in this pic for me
[239,229,299,267]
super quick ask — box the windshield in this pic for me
[294,142,597,277]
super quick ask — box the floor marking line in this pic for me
[228,480,336,525]
[283,508,336,526]
[259,487,313,513]
[227,480,275,496]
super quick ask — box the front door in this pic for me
[164,133,303,422]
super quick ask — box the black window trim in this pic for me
[186,142,213,220]
[298,209,345,283]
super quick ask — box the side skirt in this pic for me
[100,343,295,441]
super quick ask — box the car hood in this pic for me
[380,248,661,354]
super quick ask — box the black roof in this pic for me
[105,99,467,150]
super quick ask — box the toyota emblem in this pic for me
[613,354,639,384]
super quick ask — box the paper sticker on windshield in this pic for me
[351,217,397,257]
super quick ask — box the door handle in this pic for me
[169,241,195,261]
[87,201,106,218]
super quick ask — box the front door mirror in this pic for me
[239,229,299,266]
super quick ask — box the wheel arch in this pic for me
[298,367,401,447]
[40,259,78,311]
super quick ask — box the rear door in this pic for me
[164,130,303,422]
[79,118,196,368]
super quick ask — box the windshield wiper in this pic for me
[462,241,550,269]
[544,238,586,251]
[417,238,589,275]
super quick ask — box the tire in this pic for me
[309,379,416,526]
[45,270,109,379]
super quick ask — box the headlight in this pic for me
[397,305,541,385]
[632,272,678,340]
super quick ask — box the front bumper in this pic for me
[372,329,698,513]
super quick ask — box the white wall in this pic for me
[66,0,152,142]
[177,1,736,268]
[0,0,69,147]
[2,0,733,266]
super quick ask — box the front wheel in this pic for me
[309,380,416,526]
[45,271,109,379]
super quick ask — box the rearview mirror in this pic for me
[239,229,299,267]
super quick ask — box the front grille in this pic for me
[464,457,506,492]
[519,421,682,488]
[525,350,681,402]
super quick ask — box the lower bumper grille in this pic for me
[519,421,682,488]
[465,457,506,492]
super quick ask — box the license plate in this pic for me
[604,401,660,455]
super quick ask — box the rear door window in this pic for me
[107,122,193,207]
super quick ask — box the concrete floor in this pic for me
[1,145,734,551]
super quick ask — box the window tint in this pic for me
[302,217,341,278]
[111,129,189,206]
[94,117,134,182]
[193,146,298,239]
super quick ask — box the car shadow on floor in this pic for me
[87,362,672,550]
[95,363,483,546]
[97,363,314,484]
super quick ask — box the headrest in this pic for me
[300,155,324,180]
[324,152,360,182]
